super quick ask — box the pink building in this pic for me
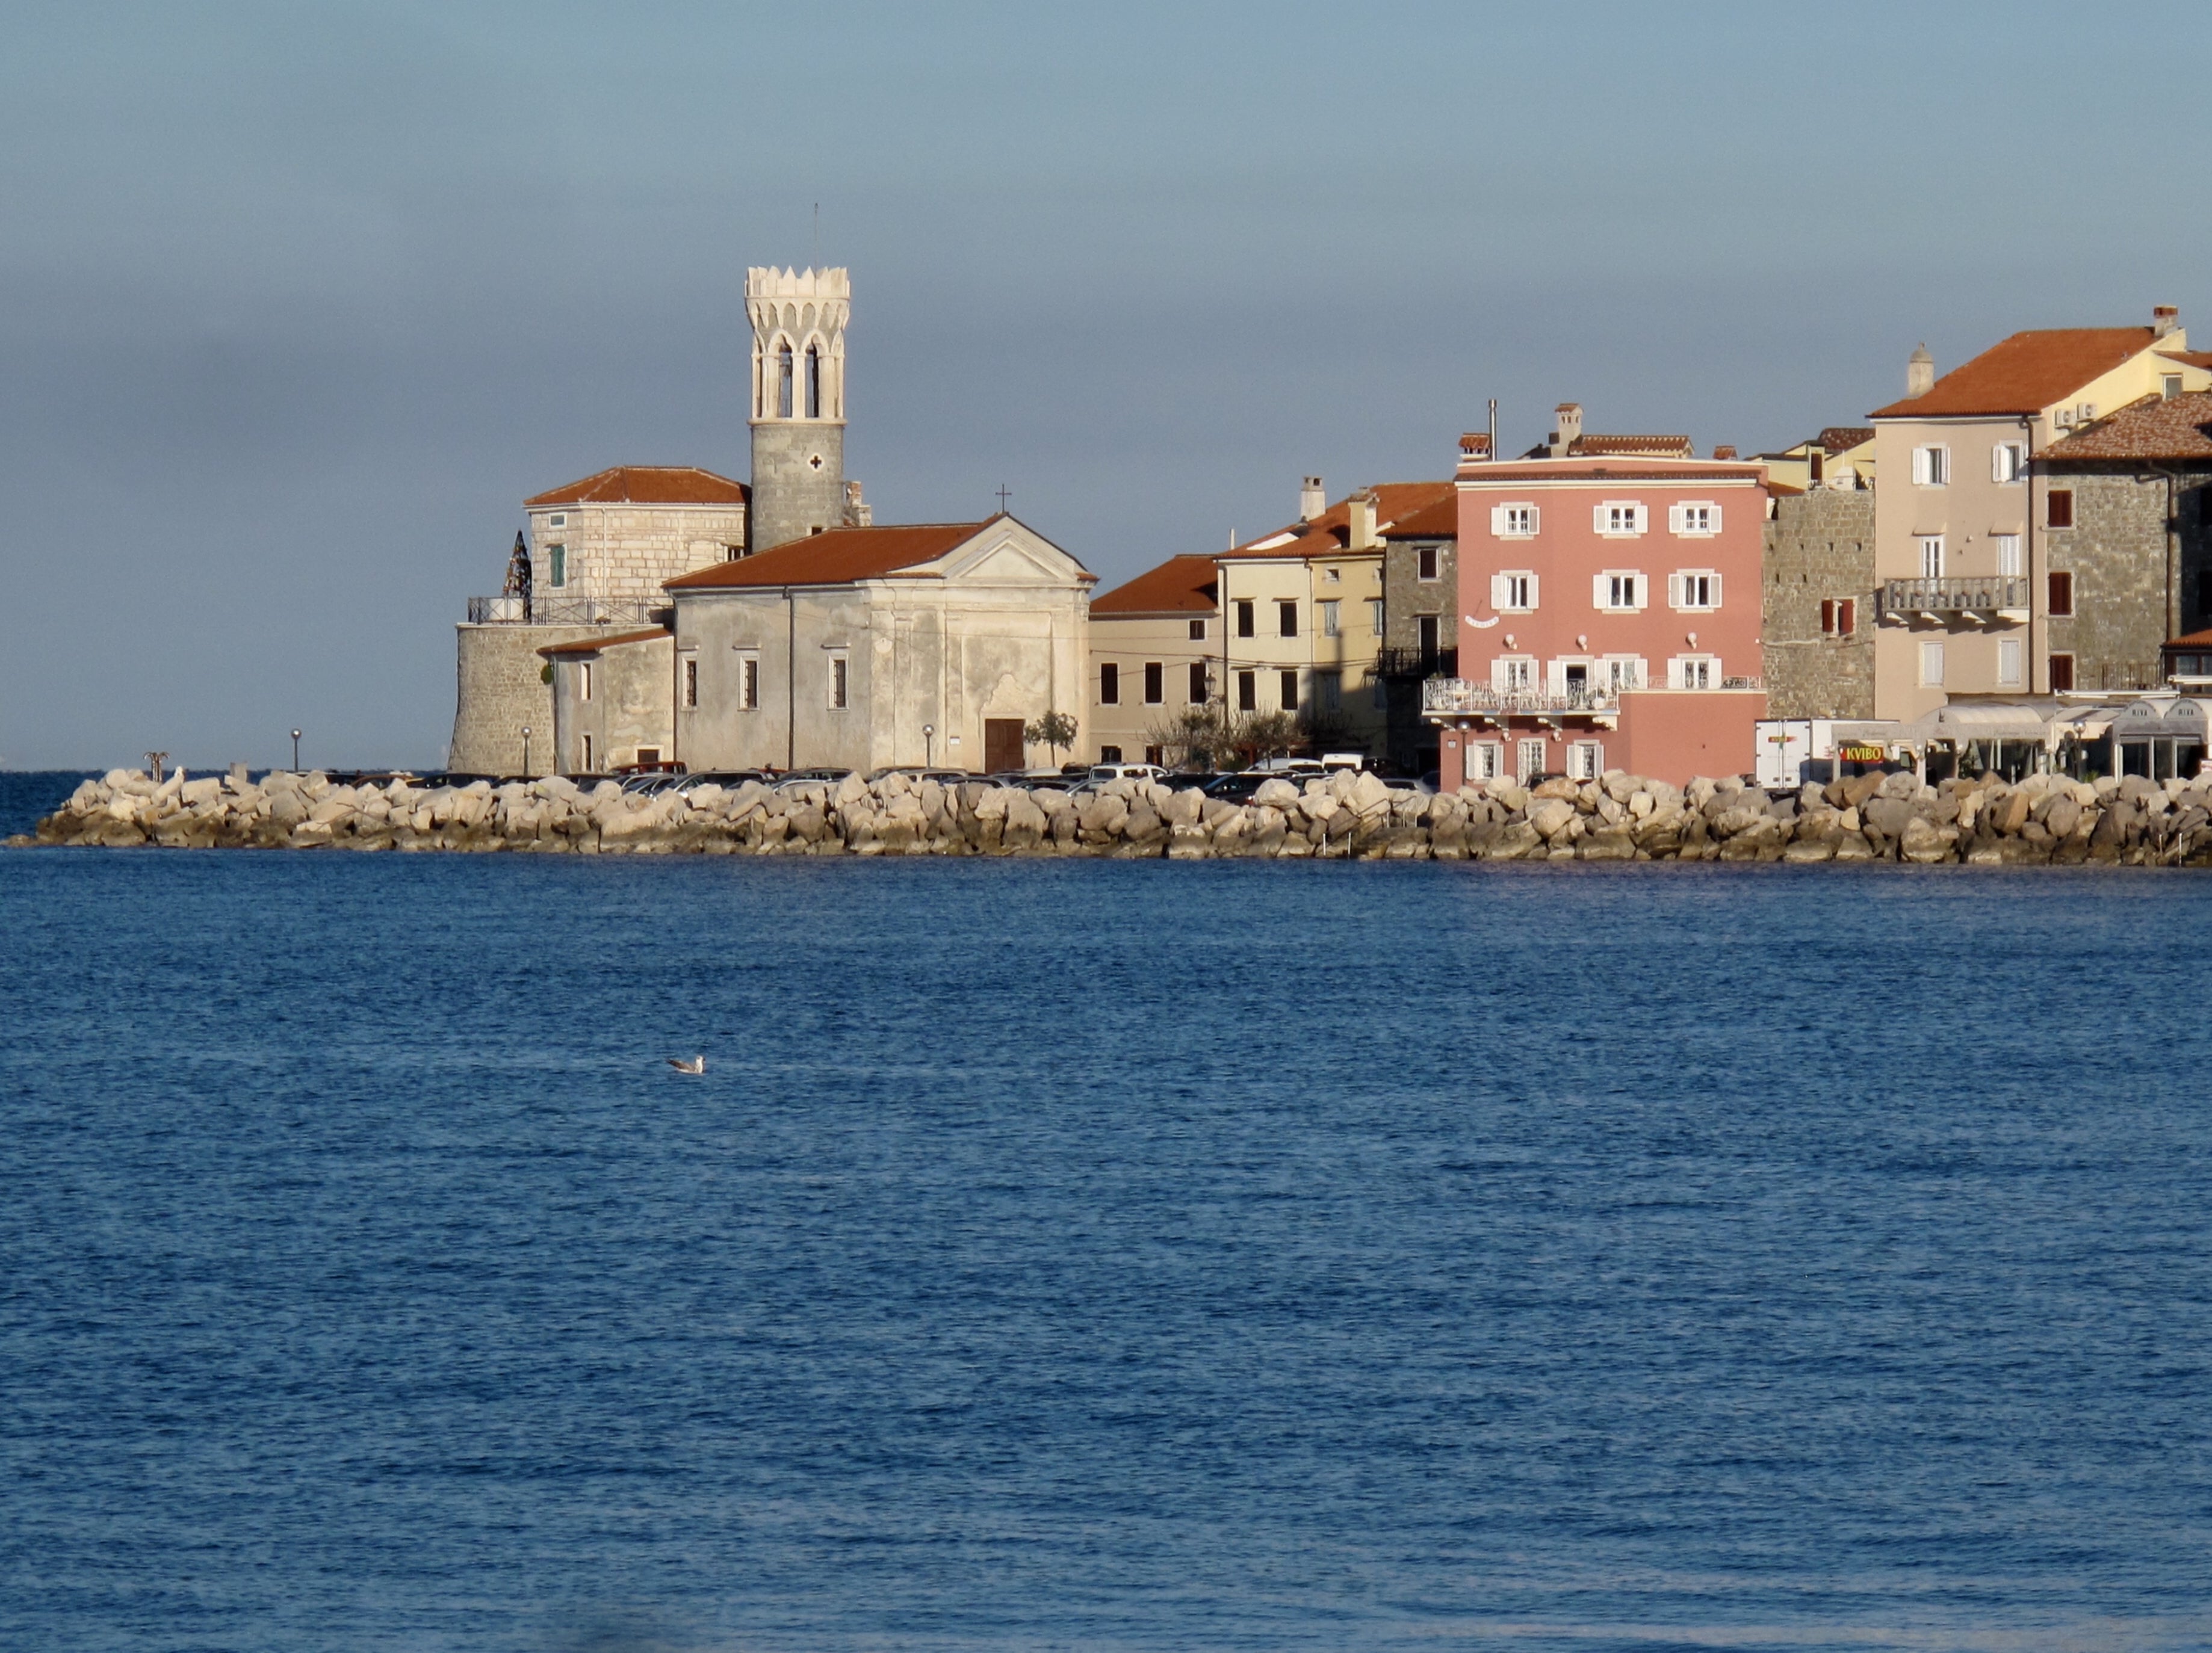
[1428,441,1771,788]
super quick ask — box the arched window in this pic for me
[804,344,820,419]
[777,342,794,418]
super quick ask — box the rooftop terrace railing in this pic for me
[466,596,671,628]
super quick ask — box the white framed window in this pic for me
[548,513,567,528]
[1668,502,1721,536]
[1517,737,1547,781]
[1996,635,2022,687]
[579,661,592,702]
[1493,572,1537,611]
[1469,740,1502,780]
[1320,599,1340,637]
[1602,656,1645,691]
[1492,503,1539,537]
[1913,445,1950,486]
[736,650,760,710]
[1671,655,1717,690]
[1143,661,1164,705]
[1567,740,1604,781]
[1668,570,1721,610]
[1919,535,1945,578]
[1493,655,1537,691]
[828,650,849,709]
[1992,443,2027,483]
[1366,598,1385,634]
[1995,533,2022,577]
[1594,501,1648,537]
[1594,572,1647,612]
[1919,640,1945,687]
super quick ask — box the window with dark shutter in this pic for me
[2048,571,2074,616]
[1417,544,1439,581]
[1280,669,1298,710]
[1188,618,1207,640]
[1278,600,1298,638]
[1237,670,1256,711]
[2048,489,2074,528]
[1236,601,1255,638]
[2049,653,2075,693]
[1418,614,1439,654]
[1143,662,1163,704]
[1188,662,1208,703]
[1838,599,1854,636]
[1100,662,1120,705]
[1821,599,1835,634]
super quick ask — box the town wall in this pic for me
[1762,487,1876,718]
[451,624,601,774]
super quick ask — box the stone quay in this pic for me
[19,765,2212,865]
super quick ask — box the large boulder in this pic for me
[1528,797,1576,840]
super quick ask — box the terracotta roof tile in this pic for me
[525,466,750,508]
[2165,626,2212,647]
[1461,459,1771,485]
[1091,554,1219,616]
[537,628,671,658]
[1220,481,1453,560]
[1572,433,1693,457]
[2157,350,2212,370]
[1870,328,2156,419]
[663,519,994,590]
[1819,426,1875,454]
[2040,391,2212,463]
[1378,494,1458,539]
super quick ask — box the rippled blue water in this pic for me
[4,837,2210,1651]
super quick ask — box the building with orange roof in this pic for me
[1866,308,2212,721]
[1086,554,1220,765]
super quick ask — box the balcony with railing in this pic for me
[1374,646,1458,679]
[1422,680,1621,717]
[466,595,672,628]
[1877,576,2028,619]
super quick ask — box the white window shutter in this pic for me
[1668,572,1684,609]
[1633,505,1648,534]
[1593,504,1609,534]
[1912,447,1929,486]
[1708,572,1722,609]
[1490,504,1507,536]
[1668,504,1686,534]
[1526,573,1538,609]
[1706,504,1721,533]
[1490,572,1506,609]
[1991,444,2006,483]
[1526,505,1539,534]
[1593,573,1610,608]
[1490,655,1507,691]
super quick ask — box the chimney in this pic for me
[1907,344,1935,399]
[843,479,871,527]
[1712,445,1736,460]
[1299,475,1325,522]
[1347,490,1378,550]
[2155,304,2181,339]
[1549,403,1583,457]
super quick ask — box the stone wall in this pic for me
[451,623,599,774]
[1763,487,1875,718]
[2045,466,2212,691]
[1382,536,1455,771]
[749,422,847,555]
[526,502,748,609]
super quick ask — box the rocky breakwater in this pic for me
[20,765,2212,865]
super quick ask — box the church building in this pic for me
[453,265,1091,776]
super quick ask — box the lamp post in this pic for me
[923,723,935,766]
[291,729,302,770]
[522,726,533,777]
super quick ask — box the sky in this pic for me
[4,0,2211,768]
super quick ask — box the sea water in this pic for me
[3,810,2209,1651]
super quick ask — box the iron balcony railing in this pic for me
[1877,576,2028,618]
[466,596,671,627]
[1374,646,1459,678]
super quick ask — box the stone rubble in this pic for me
[20,766,2212,867]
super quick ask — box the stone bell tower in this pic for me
[746,266,850,555]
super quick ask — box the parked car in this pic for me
[988,770,1076,790]
[771,767,854,793]
[660,769,774,796]
[866,765,971,784]
[1201,771,1277,803]
[1085,763,1169,786]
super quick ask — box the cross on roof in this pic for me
[996,484,1012,513]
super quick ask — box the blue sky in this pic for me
[4,1,2209,766]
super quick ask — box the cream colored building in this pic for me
[1868,311,2212,720]
[538,628,676,774]
[1756,427,1876,493]
[1086,555,1220,764]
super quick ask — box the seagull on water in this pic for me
[668,1055,705,1075]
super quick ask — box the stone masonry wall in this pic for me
[1383,537,1455,771]
[451,623,600,775]
[749,422,847,555]
[528,504,748,609]
[2045,467,2212,691]
[1763,488,1875,719]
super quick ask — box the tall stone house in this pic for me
[1863,311,2212,721]
[1761,431,1876,720]
[1376,483,1462,774]
[2034,390,2212,692]
[543,517,1093,777]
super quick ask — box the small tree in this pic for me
[1024,709,1079,767]
[1232,711,1299,769]
[1146,702,1235,770]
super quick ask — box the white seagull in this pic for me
[668,1055,705,1075]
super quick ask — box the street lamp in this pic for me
[291,729,302,770]
[923,723,935,765]
[522,725,533,776]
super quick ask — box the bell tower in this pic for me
[746,266,850,555]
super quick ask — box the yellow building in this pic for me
[1087,555,1219,764]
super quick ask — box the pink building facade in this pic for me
[1429,454,1771,788]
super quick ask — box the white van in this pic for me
[1086,763,1168,785]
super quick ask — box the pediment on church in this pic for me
[935,522,1091,588]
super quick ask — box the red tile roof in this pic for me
[1378,494,1458,539]
[537,628,671,658]
[1819,426,1875,454]
[1461,460,1771,485]
[1459,432,1493,457]
[1572,433,1693,457]
[525,466,750,508]
[1220,481,1454,560]
[1870,328,2156,419]
[2040,392,2212,462]
[2165,627,2212,647]
[663,519,994,590]
[2157,350,2212,370]
[1091,554,1219,616]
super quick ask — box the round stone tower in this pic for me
[746,266,850,555]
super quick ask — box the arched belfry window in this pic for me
[777,341,794,419]
[804,344,821,419]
